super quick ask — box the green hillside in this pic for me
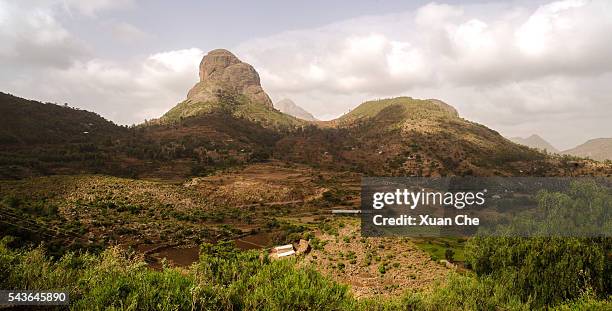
[336,97,459,125]
[159,90,305,130]
[0,92,124,145]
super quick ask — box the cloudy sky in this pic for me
[1,0,611,149]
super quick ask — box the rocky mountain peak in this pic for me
[198,49,242,81]
[186,49,272,108]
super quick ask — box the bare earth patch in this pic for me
[303,219,450,298]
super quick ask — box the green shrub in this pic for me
[241,259,350,310]
[444,248,454,262]
[466,181,611,307]
[73,260,196,310]
[467,236,609,307]
[194,241,352,310]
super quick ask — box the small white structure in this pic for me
[272,244,295,258]
[277,249,295,257]
[274,244,293,252]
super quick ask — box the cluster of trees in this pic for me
[466,180,611,307]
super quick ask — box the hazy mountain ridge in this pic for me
[563,138,612,161]
[509,134,559,153]
[274,99,318,121]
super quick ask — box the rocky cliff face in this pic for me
[186,49,273,108]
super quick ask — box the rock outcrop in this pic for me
[159,49,303,126]
[186,49,273,108]
[295,239,311,255]
[426,99,459,118]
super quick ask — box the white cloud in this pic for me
[1,0,611,149]
[414,3,464,28]
[61,0,134,16]
[7,48,204,125]
[0,1,89,68]
[109,21,151,43]
[515,0,587,56]
[0,0,202,125]
[236,0,612,148]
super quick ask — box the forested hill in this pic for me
[0,92,125,145]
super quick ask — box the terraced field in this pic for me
[0,160,457,296]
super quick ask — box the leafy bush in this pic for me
[194,241,351,309]
[465,181,611,307]
[467,236,609,307]
[72,253,196,310]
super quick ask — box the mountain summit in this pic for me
[186,49,273,107]
[160,49,300,127]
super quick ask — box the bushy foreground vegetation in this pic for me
[0,181,609,309]
[465,180,612,308]
[1,237,609,310]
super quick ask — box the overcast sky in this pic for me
[1,0,610,150]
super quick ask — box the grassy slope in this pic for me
[0,93,286,179]
[159,92,306,130]
[4,92,607,179]
[336,97,457,124]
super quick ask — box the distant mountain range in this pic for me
[1,48,609,179]
[509,135,559,153]
[563,138,612,161]
[508,134,612,161]
[274,99,317,121]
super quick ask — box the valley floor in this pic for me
[0,161,456,297]
[2,161,610,310]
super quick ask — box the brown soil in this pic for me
[303,219,450,298]
[151,246,200,269]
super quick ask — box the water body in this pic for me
[147,231,272,268]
